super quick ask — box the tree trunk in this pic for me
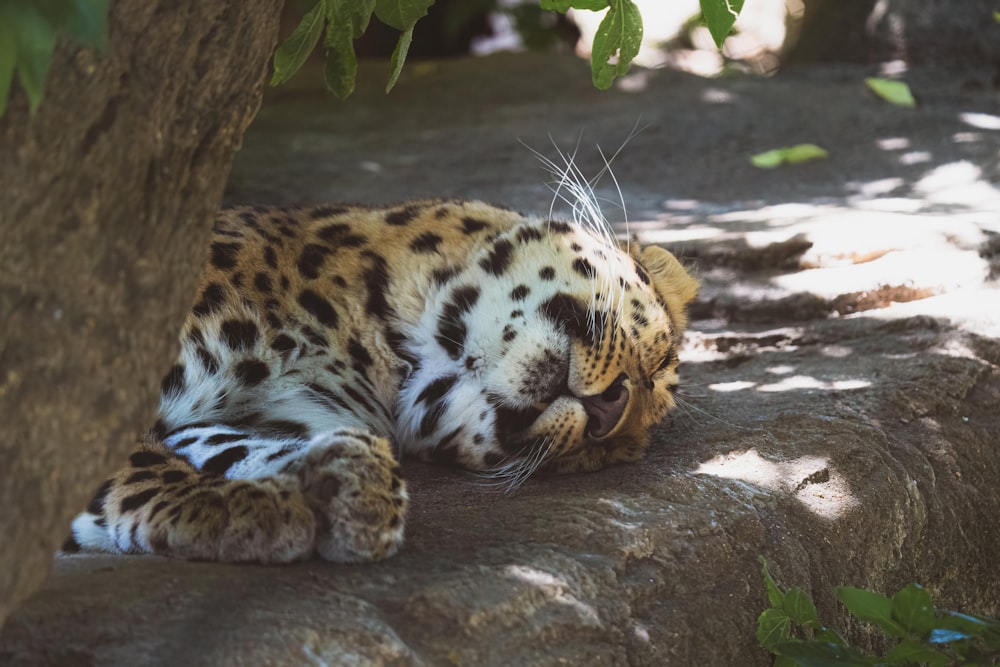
[787,0,1000,67]
[0,0,283,628]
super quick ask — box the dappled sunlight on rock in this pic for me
[704,375,871,393]
[959,112,1000,131]
[757,375,871,392]
[503,565,602,625]
[695,450,859,520]
[915,161,1000,208]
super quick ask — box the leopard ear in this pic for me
[630,244,699,336]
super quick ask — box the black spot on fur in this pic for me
[436,313,467,360]
[511,285,530,301]
[172,436,198,449]
[266,445,298,462]
[297,243,331,279]
[503,325,517,343]
[317,223,366,247]
[419,401,447,438]
[540,294,593,345]
[479,239,515,276]
[196,347,219,374]
[130,451,167,468]
[235,359,269,386]
[417,375,457,403]
[270,334,296,355]
[311,205,349,219]
[432,266,459,286]
[634,260,650,285]
[343,385,381,420]
[125,470,157,484]
[409,232,443,254]
[162,470,187,484]
[263,246,278,269]
[307,382,349,411]
[192,283,226,317]
[86,478,114,514]
[298,289,339,328]
[210,242,241,270]
[548,221,572,234]
[348,339,374,370]
[221,319,259,351]
[161,364,185,397]
[254,272,272,293]
[258,419,310,439]
[461,217,491,234]
[385,205,420,226]
[205,432,245,446]
[573,257,597,280]
[362,252,392,319]
[516,226,544,243]
[539,266,556,281]
[120,488,158,513]
[203,446,250,476]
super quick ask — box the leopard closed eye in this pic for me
[63,199,698,563]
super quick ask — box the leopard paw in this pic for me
[296,430,408,563]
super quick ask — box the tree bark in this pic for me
[0,0,283,628]
[787,0,1000,66]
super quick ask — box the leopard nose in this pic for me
[579,374,629,438]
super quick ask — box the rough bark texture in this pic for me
[1,57,998,664]
[0,0,283,628]
[788,0,1000,66]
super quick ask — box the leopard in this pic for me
[63,197,698,564]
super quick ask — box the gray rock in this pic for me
[2,55,998,665]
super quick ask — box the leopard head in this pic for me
[397,219,698,486]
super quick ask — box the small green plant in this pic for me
[272,0,747,99]
[758,557,1000,666]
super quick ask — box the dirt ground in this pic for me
[2,53,999,665]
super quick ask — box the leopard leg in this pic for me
[290,429,408,562]
[64,439,316,564]
[65,427,408,563]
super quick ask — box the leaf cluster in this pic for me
[0,0,108,117]
[758,557,1000,666]
[273,0,746,99]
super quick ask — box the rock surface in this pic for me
[2,55,998,665]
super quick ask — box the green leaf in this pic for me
[750,144,828,168]
[864,78,916,108]
[814,629,848,648]
[271,1,325,86]
[10,5,57,115]
[760,556,786,607]
[783,588,823,629]
[374,0,434,31]
[994,10,1000,23]
[590,0,642,89]
[757,608,792,651]
[836,587,907,638]
[540,0,610,10]
[323,18,357,101]
[700,0,745,48]
[0,14,16,118]
[63,0,109,49]
[385,24,413,92]
[891,584,935,636]
[884,639,950,667]
[345,0,377,37]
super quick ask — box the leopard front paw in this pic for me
[297,430,408,563]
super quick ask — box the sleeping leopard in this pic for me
[64,198,698,564]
